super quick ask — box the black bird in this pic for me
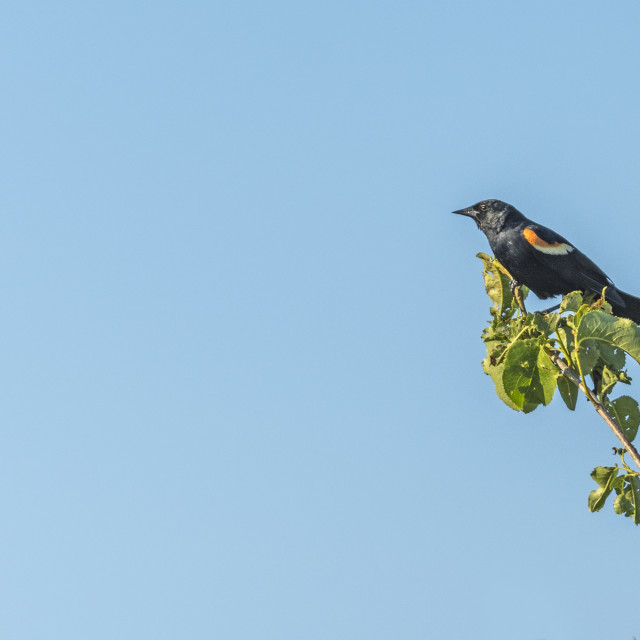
[453,199,640,323]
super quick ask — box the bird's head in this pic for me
[452,199,517,234]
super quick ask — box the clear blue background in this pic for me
[1,1,638,638]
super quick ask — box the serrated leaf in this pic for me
[557,374,578,410]
[598,366,621,400]
[594,300,613,316]
[613,492,632,516]
[556,325,575,355]
[597,366,630,400]
[597,343,626,370]
[613,476,640,524]
[502,340,558,413]
[574,302,601,328]
[477,254,530,319]
[561,291,583,313]
[588,466,620,512]
[606,396,640,443]
[591,465,620,488]
[531,313,555,337]
[576,311,640,366]
[576,339,600,376]
[482,356,520,411]
[477,253,514,316]
[541,312,561,334]
[481,321,507,345]
[614,491,633,518]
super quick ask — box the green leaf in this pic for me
[588,466,620,512]
[531,313,559,337]
[613,491,633,517]
[482,315,525,352]
[590,465,620,488]
[502,340,558,413]
[557,374,578,410]
[574,304,599,329]
[596,366,630,400]
[613,476,640,524]
[596,342,626,370]
[540,311,561,335]
[576,339,600,376]
[597,367,619,400]
[556,324,575,355]
[576,311,640,366]
[605,396,640,443]
[628,477,640,525]
[477,253,514,316]
[561,291,583,313]
[482,356,520,411]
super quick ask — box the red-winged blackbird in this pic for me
[453,199,640,323]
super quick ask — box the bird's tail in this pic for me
[611,289,640,324]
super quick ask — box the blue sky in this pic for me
[1,1,639,638]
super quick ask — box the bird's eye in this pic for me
[479,203,487,212]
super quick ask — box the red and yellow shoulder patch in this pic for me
[522,228,574,255]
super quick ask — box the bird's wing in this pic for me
[521,224,574,255]
[522,223,624,306]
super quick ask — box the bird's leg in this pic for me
[539,303,561,314]
[591,366,602,399]
[494,259,527,315]
[509,279,527,315]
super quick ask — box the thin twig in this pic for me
[513,285,527,316]
[547,351,640,471]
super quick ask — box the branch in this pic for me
[548,351,640,471]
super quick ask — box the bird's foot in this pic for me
[509,279,528,315]
[538,303,561,315]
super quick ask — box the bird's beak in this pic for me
[452,207,476,219]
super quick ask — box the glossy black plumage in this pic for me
[453,199,640,323]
